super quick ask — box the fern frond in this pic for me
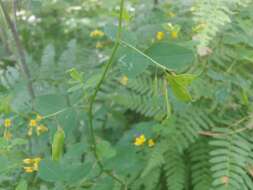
[126,76,163,96]
[0,66,19,88]
[190,139,212,190]
[113,91,166,120]
[132,168,161,190]
[162,106,215,152]
[193,0,252,47]
[209,128,252,189]
[164,146,186,190]
[141,141,167,177]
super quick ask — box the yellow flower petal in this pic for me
[23,167,34,173]
[23,157,41,172]
[27,127,33,136]
[119,75,128,86]
[33,163,39,171]
[23,158,33,164]
[36,125,48,136]
[134,139,143,146]
[36,114,43,121]
[4,119,11,128]
[33,157,42,164]
[148,139,155,147]
[29,119,37,127]
[139,134,146,142]
[134,134,146,146]
[90,29,105,38]
[156,31,165,41]
[171,31,178,39]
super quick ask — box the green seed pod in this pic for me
[52,127,65,161]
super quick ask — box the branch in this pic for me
[198,131,223,137]
[87,0,127,187]
[199,116,253,137]
[0,0,35,99]
[199,125,253,137]
[12,0,17,31]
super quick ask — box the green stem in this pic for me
[87,0,126,187]
[163,79,171,118]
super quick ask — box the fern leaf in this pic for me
[193,0,252,47]
[209,128,251,190]
[190,139,212,190]
[141,141,167,177]
[164,146,186,190]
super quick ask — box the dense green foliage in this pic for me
[1,0,253,189]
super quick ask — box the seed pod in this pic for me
[52,127,65,161]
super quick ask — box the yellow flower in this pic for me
[33,162,39,171]
[156,31,165,41]
[148,139,155,147]
[90,29,105,38]
[96,41,103,49]
[139,134,146,141]
[36,114,43,121]
[27,119,37,136]
[120,75,128,86]
[33,157,42,164]
[27,127,33,136]
[33,157,41,171]
[29,119,37,127]
[4,119,11,128]
[23,166,34,173]
[134,134,146,146]
[23,157,42,173]
[171,31,178,39]
[3,131,12,140]
[23,158,33,164]
[36,125,48,136]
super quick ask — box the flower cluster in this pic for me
[134,134,155,147]
[90,29,106,49]
[134,134,146,146]
[3,118,12,140]
[23,157,42,173]
[90,29,105,38]
[165,23,180,39]
[28,114,48,136]
[156,23,180,41]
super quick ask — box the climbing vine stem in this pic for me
[87,0,127,188]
